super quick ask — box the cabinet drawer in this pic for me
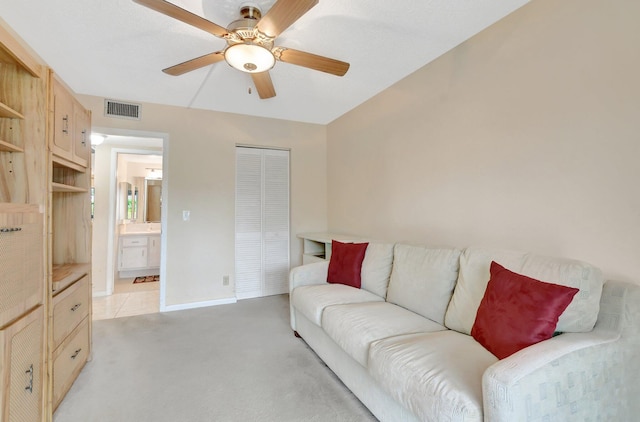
[53,317,89,410]
[122,236,148,247]
[0,207,43,328]
[52,275,89,349]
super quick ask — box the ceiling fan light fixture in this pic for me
[225,43,275,73]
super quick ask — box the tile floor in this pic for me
[92,276,160,320]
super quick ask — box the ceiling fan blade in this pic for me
[277,48,349,76]
[133,0,228,37]
[163,52,225,76]
[257,0,318,38]
[251,72,276,99]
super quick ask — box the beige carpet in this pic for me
[54,294,376,422]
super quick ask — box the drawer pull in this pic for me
[62,115,69,134]
[71,348,82,359]
[70,303,82,312]
[25,364,34,393]
[0,227,22,233]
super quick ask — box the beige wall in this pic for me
[81,96,327,306]
[327,0,640,283]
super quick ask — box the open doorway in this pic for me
[90,131,166,320]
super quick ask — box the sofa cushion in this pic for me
[368,331,498,422]
[445,247,603,335]
[445,248,527,335]
[386,244,461,325]
[471,261,579,359]
[360,243,395,299]
[322,302,446,367]
[327,240,369,288]
[291,284,384,326]
[520,254,603,333]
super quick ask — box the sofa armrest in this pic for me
[289,261,329,331]
[289,261,329,293]
[483,280,640,421]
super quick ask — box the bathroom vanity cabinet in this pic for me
[118,233,161,275]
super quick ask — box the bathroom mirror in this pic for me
[118,182,138,222]
[144,179,162,222]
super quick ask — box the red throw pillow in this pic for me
[327,240,369,288]
[471,261,579,359]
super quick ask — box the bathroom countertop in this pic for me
[119,231,161,236]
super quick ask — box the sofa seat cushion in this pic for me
[368,331,498,422]
[322,302,446,367]
[291,284,384,326]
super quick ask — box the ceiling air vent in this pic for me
[104,99,141,120]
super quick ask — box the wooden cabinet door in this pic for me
[72,105,90,167]
[51,79,74,162]
[0,205,43,328]
[0,306,44,422]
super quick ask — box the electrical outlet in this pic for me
[223,275,229,286]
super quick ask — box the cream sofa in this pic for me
[289,243,640,421]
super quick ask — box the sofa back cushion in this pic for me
[386,244,462,325]
[360,243,395,299]
[445,248,527,335]
[444,247,604,335]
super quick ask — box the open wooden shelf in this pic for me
[52,155,86,173]
[0,139,23,152]
[0,101,24,119]
[52,263,90,294]
[51,182,88,193]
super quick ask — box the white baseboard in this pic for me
[160,297,237,312]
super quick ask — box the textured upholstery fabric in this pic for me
[322,302,446,367]
[289,261,330,330]
[520,254,603,333]
[294,309,421,422]
[387,244,461,325]
[327,240,369,288]
[471,262,579,359]
[291,284,383,326]
[483,280,640,422]
[445,247,603,335]
[369,331,498,422]
[360,243,395,299]
[289,247,636,422]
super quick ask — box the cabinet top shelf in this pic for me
[0,23,42,78]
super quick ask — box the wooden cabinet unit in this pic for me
[49,72,92,412]
[0,20,92,420]
[51,77,90,170]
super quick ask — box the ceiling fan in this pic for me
[133,0,350,99]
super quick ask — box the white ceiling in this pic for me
[0,0,529,124]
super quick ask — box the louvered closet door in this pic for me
[235,147,290,299]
